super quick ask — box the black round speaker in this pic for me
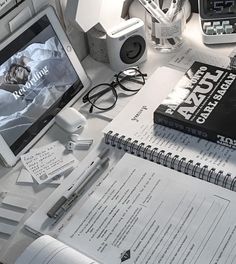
[120,35,146,64]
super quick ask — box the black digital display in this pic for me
[206,0,236,14]
[206,0,236,15]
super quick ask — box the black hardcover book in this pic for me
[154,61,236,149]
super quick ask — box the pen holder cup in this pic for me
[145,10,186,52]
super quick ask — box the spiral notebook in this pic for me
[103,66,236,191]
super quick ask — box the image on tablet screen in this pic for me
[0,15,83,155]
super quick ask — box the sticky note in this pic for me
[2,194,32,210]
[0,222,15,235]
[0,207,24,222]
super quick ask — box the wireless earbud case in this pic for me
[55,107,87,133]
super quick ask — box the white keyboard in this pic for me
[200,19,236,44]
[203,20,234,35]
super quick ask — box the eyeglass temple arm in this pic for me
[117,73,147,85]
[88,88,117,113]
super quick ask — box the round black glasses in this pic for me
[82,67,147,113]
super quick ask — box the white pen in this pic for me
[47,149,109,218]
[52,158,110,226]
[166,0,177,21]
[138,0,170,24]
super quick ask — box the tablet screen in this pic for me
[0,15,83,155]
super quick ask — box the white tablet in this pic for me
[0,6,90,166]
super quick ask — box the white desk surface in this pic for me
[0,13,235,264]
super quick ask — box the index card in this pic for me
[9,7,32,32]
[21,141,78,184]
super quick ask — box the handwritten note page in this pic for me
[15,235,99,264]
[21,142,77,184]
[59,153,236,264]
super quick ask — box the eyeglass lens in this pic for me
[116,68,145,92]
[88,84,117,110]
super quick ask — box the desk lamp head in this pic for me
[64,0,125,33]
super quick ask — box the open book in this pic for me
[22,151,236,264]
[103,66,236,191]
[15,235,99,264]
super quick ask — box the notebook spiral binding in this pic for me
[105,130,236,191]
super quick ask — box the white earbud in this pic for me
[66,134,93,151]
[66,141,77,151]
